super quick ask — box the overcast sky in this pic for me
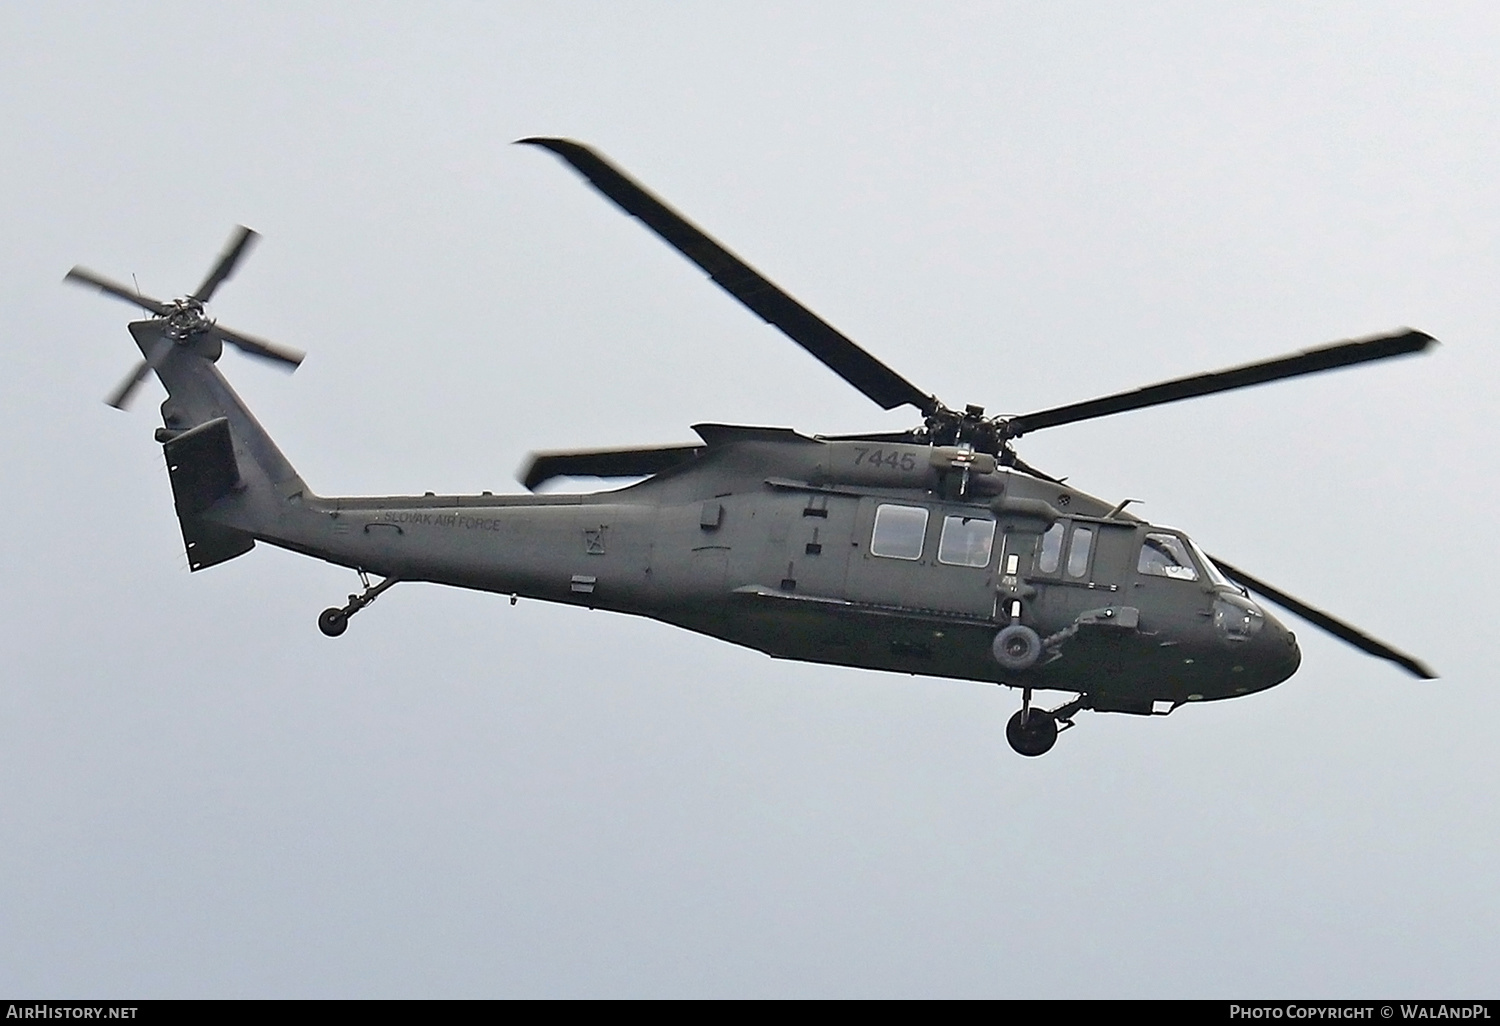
[2,2,1496,998]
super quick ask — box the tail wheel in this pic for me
[318,608,349,637]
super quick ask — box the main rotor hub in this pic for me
[920,403,1010,457]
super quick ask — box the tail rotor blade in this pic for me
[64,267,169,316]
[104,335,174,410]
[214,325,304,369]
[192,225,258,302]
[104,359,152,410]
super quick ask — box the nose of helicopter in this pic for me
[1254,608,1302,687]
[1210,590,1300,691]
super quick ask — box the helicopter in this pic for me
[66,138,1436,757]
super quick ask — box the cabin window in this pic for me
[1066,526,1094,578]
[1138,532,1200,581]
[1036,523,1064,574]
[938,515,995,568]
[870,504,928,560]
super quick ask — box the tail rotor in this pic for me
[66,225,305,410]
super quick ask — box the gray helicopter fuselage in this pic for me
[174,359,1297,712]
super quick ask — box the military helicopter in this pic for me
[67,138,1436,757]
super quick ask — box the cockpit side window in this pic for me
[1138,532,1200,581]
[871,504,928,560]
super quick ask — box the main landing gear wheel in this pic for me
[318,608,349,637]
[1006,707,1058,757]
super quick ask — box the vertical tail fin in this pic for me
[134,320,310,570]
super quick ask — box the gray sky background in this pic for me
[2,2,1496,997]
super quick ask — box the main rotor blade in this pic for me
[192,225,258,302]
[519,137,937,415]
[1007,454,1065,484]
[816,430,924,444]
[213,325,304,369]
[520,443,704,491]
[1209,556,1436,679]
[64,267,169,316]
[1005,329,1437,437]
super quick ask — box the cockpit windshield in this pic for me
[1138,532,1199,581]
[1186,537,1237,590]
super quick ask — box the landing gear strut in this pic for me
[1005,689,1090,757]
[318,570,399,637]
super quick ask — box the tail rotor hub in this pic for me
[164,298,212,340]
